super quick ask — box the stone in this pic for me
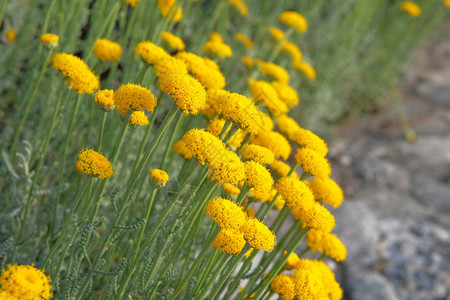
[345,268,398,300]
[417,80,450,107]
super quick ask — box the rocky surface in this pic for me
[329,37,450,300]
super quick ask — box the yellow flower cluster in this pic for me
[250,131,291,160]
[280,41,303,63]
[135,41,169,65]
[182,129,245,184]
[154,56,188,80]
[269,26,285,41]
[256,60,290,84]
[315,260,343,300]
[159,73,207,115]
[244,161,274,194]
[157,0,175,16]
[275,114,301,140]
[76,149,113,179]
[292,128,328,157]
[295,148,331,178]
[113,83,157,116]
[52,53,100,94]
[176,51,226,89]
[5,29,16,42]
[292,259,327,299]
[296,202,335,233]
[240,144,274,164]
[306,229,347,262]
[248,79,289,117]
[223,183,241,195]
[93,38,122,62]
[285,251,301,270]
[129,111,149,127]
[242,56,255,68]
[206,197,247,230]
[270,274,295,300]
[172,140,193,159]
[309,177,344,208]
[161,31,185,51]
[276,176,315,213]
[212,229,246,254]
[228,0,248,16]
[293,60,316,80]
[270,160,298,179]
[240,218,276,251]
[149,168,169,188]
[203,38,233,58]
[234,32,253,49]
[271,81,300,108]
[40,33,59,47]
[94,89,115,111]
[126,0,140,7]
[0,264,52,300]
[401,1,421,17]
[280,11,308,33]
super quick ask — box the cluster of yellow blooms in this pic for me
[203,32,233,58]
[76,149,113,179]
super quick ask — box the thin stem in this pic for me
[97,111,107,152]
[160,111,185,170]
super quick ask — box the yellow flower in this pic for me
[0,290,16,300]
[170,6,183,23]
[244,161,274,194]
[270,160,299,179]
[228,0,248,16]
[250,188,278,203]
[125,0,140,7]
[52,53,100,94]
[293,60,316,80]
[444,0,450,8]
[293,202,335,233]
[209,32,224,43]
[129,111,150,127]
[276,176,315,212]
[135,41,170,65]
[247,207,255,218]
[93,38,122,62]
[240,218,276,251]
[256,60,290,84]
[313,261,343,300]
[154,56,188,80]
[113,83,157,116]
[206,197,247,230]
[295,148,331,179]
[173,140,193,159]
[40,33,59,47]
[206,89,261,134]
[250,131,291,160]
[212,229,246,255]
[157,0,175,16]
[269,26,285,41]
[203,40,233,57]
[242,56,255,68]
[5,29,16,42]
[149,168,169,188]
[309,177,344,209]
[401,1,421,17]
[159,73,207,115]
[244,248,254,258]
[223,183,241,195]
[76,149,113,179]
[0,264,52,300]
[271,82,299,108]
[275,114,301,140]
[249,79,289,117]
[161,31,185,51]
[280,11,308,33]
[206,118,247,148]
[94,89,115,111]
[176,51,226,89]
[292,260,327,299]
[270,274,295,300]
[240,144,274,164]
[280,41,302,63]
[307,229,347,262]
[292,128,328,157]
[285,251,301,270]
[234,32,253,49]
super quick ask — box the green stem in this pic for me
[160,111,185,170]
[97,111,107,152]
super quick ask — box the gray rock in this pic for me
[345,268,398,300]
[417,81,450,107]
[411,175,450,214]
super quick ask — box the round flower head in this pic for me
[223,183,241,195]
[242,56,255,68]
[280,41,303,63]
[203,40,233,57]
[173,140,193,159]
[206,197,247,230]
[313,261,343,300]
[244,161,274,194]
[126,0,140,7]
[149,168,169,188]
[94,89,115,111]
[93,39,122,62]
[272,82,299,109]
[207,89,261,134]
[309,177,344,209]
[401,1,421,17]
[5,29,16,42]
[293,60,316,80]
[154,56,188,80]
[129,111,150,127]
[270,274,295,300]
[157,0,175,16]
[212,229,246,255]
[135,41,170,65]
[270,160,298,179]
[52,53,100,94]
[228,0,248,16]
[293,260,327,299]
[269,26,285,41]
[159,73,207,115]
[307,229,347,262]
[254,110,274,133]
[234,32,253,49]
[275,114,302,140]
[256,60,290,84]
[250,131,291,160]
[293,202,335,233]
[280,11,308,33]
[76,149,113,179]
[161,31,185,51]
[249,79,288,117]
[295,148,331,179]
[176,51,226,89]
[40,33,59,47]
[285,251,301,270]
[240,144,274,164]
[209,32,224,42]
[113,83,157,116]
[292,128,328,157]
[276,176,315,212]
[240,218,276,251]
[169,6,183,23]
[444,0,450,8]
[0,264,52,300]
[244,248,254,258]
